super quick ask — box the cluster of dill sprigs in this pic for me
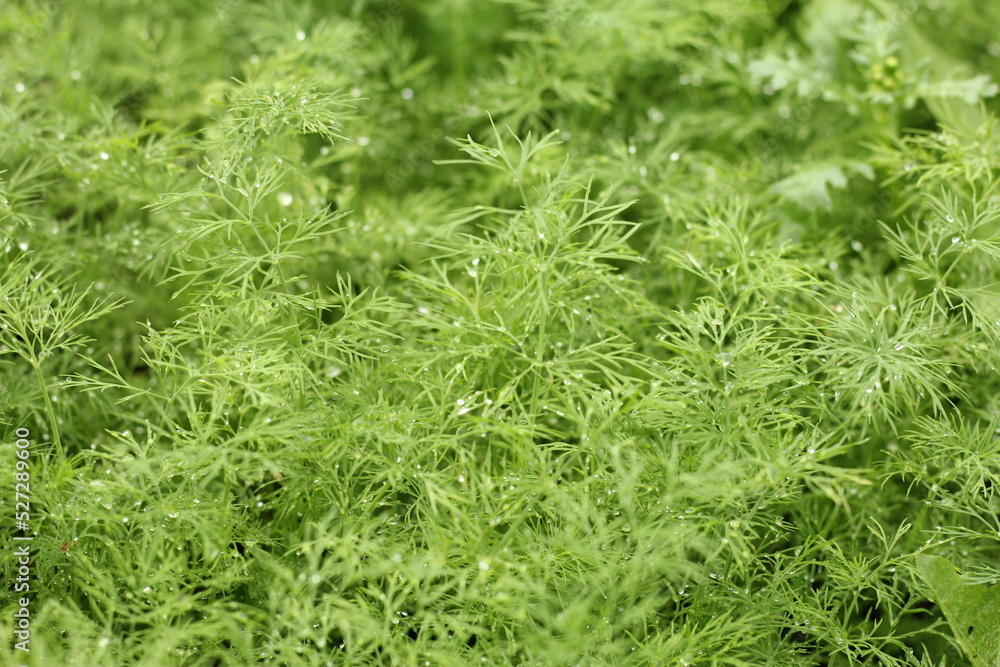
[2,1,1000,665]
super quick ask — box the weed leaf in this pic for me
[916,554,1000,667]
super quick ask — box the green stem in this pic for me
[34,364,64,460]
[532,263,550,408]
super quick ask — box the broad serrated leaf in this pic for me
[747,51,822,97]
[917,74,1000,105]
[916,554,1000,667]
[769,160,874,210]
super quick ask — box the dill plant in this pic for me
[1,0,1000,666]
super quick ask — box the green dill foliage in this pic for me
[2,0,1000,665]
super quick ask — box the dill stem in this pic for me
[34,363,64,460]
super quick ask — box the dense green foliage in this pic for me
[2,0,1000,664]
